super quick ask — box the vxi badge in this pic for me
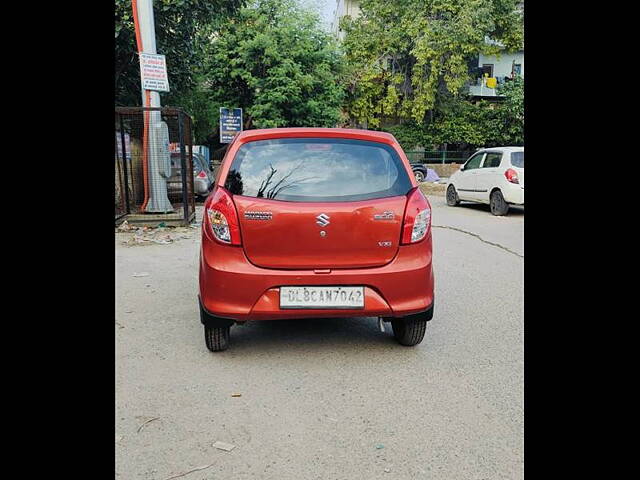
[373,211,395,220]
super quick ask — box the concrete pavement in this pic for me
[116,197,523,479]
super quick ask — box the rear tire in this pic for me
[414,170,425,183]
[490,190,509,216]
[391,317,427,346]
[204,325,230,352]
[446,184,460,206]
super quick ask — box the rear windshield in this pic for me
[224,138,412,202]
[511,151,524,168]
[171,153,205,172]
[193,153,206,171]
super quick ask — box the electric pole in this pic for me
[132,0,173,213]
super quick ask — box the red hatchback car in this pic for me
[199,128,434,351]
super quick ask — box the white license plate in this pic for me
[280,286,364,309]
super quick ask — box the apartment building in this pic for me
[468,44,524,98]
[331,0,524,99]
[330,0,361,40]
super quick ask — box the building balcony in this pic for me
[468,75,520,98]
[468,82,503,98]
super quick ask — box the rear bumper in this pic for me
[194,178,210,195]
[199,232,435,321]
[503,184,524,205]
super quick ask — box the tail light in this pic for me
[203,187,241,245]
[196,170,207,178]
[401,187,432,245]
[505,168,519,184]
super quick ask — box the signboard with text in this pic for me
[139,53,170,92]
[220,108,243,143]
[115,131,131,158]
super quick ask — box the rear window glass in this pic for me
[224,138,412,202]
[511,151,524,168]
[193,153,206,171]
[171,153,205,172]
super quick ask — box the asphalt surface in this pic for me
[116,194,524,480]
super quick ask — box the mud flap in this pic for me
[198,296,235,328]
[404,300,434,322]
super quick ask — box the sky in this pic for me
[297,0,336,30]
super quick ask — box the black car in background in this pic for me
[410,163,429,183]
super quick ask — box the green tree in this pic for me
[383,122,431,151]
[424,78,524,149]
[381,101,494,151]
[382,77,524,151]
[115,0,244,106]
[426,97,497,148]
[198,0,345,133]
[341,0,524,127]
[495,76,524,144]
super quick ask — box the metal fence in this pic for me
[405,150,472,164]
[115,107,195,224]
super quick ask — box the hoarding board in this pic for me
[139,53,170,92]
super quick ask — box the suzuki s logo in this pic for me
[316,213,330,227]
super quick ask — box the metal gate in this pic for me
[115,107,195,225]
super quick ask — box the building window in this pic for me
[481,64,494,78]
[513,64,522,76]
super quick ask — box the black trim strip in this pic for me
[458,189,488,193]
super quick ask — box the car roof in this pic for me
[476,146,524,152]
[232,127,398,145]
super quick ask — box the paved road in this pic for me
[116,196,523,480]
[429,195,524,258]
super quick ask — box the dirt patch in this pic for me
[419,182,445,197]
[116,220,199,246]
[425,163,461,177]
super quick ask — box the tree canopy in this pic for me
[197,0,345,136]
[494,75,524,145]
[341,0,524,127]
[114,0,523,149]
[115,0,244,106]
[383,76,524,151]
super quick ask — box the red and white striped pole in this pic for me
[131,0,173,213]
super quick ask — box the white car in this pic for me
[446,146,524,215]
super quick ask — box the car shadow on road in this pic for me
[227,317,407,353]
[458,202,525,217]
